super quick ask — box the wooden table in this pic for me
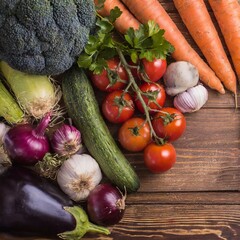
[2,1,240,240]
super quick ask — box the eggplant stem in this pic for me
[58,206,110,240]
[88,222,111,235]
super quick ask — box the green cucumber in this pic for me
[62,67,140,193]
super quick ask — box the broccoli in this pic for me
[0,0,96,75]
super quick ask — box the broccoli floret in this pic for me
[0,0,96,75]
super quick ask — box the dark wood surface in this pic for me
[1,1,240,240]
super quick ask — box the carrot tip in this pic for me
[219,88,225,94]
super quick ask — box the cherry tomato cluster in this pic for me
[90,57,186,174]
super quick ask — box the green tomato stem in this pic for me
[117,48,165,144]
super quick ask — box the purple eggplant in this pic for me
[0,166,110,239]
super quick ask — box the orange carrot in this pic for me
[173,0,237,94]
[209,0,240,82]
[121,0,225,94]
[94,0,140,34]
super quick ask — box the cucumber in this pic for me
[62,67,140,193]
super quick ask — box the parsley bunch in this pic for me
[78,7,174,74]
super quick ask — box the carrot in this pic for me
[94,0,140,33]
[173,0,237,94]
[209,0,240,82]
[120,0,225,94]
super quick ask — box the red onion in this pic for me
[87,183,126,226]
[3,113,51,165]
[51,124,81,156]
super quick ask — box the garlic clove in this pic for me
[174,85,208,113]
[187,85,208,111]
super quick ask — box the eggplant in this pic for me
[0,166,110,239]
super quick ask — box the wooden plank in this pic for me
[175,109,240,149]
[126,192,240,205]
[127,147,239,192]
[203,90,237,108]
[82,204,240,240]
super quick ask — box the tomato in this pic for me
[102,90,135,123]
[144,142,176,173]
[134,83,166,114]
[152,107,186,142]
[141,58,167,82]
[90,58,128,92]
[118,117,151,152]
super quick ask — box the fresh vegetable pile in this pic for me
[0,0,239,239]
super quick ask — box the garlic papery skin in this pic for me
[51,124,81,157]
[57,154,102,202]
[163,61,199,96]
[0,122,10,144]
[173,85,208,113]
[0,123,11,175]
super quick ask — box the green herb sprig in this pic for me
[78,7,174,74]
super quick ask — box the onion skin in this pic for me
[87,183,126,226]
[3,113,51,165]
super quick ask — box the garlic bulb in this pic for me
[0,147,12,175]
[57,154,102,202]
[0,122,11,175]
[51,124,82,157]
[173,85,208,113]
[0,122,10,144]
[163,61,199,96]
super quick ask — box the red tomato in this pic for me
[135,83,166,114]
[141,58,167,82]
[102,90,135,123]
[90,58,128,92]
[152,107,186,142]
[144,142,176,173]
[118,117,151,152]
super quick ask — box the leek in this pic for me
[0,79,24,124]
[0,61,60,119]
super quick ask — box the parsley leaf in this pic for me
[77,7,174,73]
[124,20,174,62]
